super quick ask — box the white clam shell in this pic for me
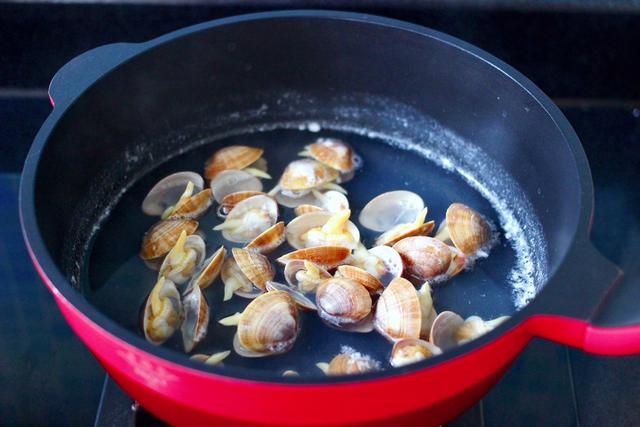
[368,245,403,286]
[220,195,278,243]
[181,283,210,352]
[358,191,424,232]
[275,191,317,208]
[142,172,203,216]
[210,170,263,203]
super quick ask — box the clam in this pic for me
[311,190,350,213]
[375,208,435,246]
[181,283,210,352]
[392,236,453,283]
[299,138,357,173]
[213,195,278,243]
[190,350,231,366]
[218,191,265,217]
[335,265,384,295]
[390,339,442,367]
[282,370,300,377]
[245,221,285,254]
[158,231,206,285]
[272,159,344,200]
[142,276,182,345]
[317,347,380,376]
[316,278,373,332]
[277,246,351,270]
[204,145,270,180]
[190,246,226,289]
[359,191,424,232]
[430,312,508,351]
[161,180,213,220]
[286,210,360,250]
[435,203,492,256]
[140,219,198,262]
[274,191,319,209]
[142,171,204,216]
[350,244,403,286]
[284,260,331,293]
[294,204,325,216]
[221,258,262,301]
[232,248,275,292]
[265,281,317,311]
[219,291,300,358]
[374,277,421,341]
[210,170,263,204]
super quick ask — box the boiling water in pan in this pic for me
[87,127,540,376]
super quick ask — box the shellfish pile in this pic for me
[137,140,507,376]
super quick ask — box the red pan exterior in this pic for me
[30,242,529,426]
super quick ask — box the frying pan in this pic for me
[19,10,640,427]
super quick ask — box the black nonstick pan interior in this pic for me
[31,14,586,379]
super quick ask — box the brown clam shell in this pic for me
[376,220,436,247]
[335,265,384,295]
[219,191,266,216]
[245,221,285,254]
[316,278,372,328]
[279,159,339,191]
[390,339,442,367]
[277,246,351,269]
[140,219,198,260]
[446,203,491,255]
[235,290,299,357]
[168,188,213,220]
[374,277,421,341]
[192,246,226,289]
[204,145,263,180]
[308,139,354,172]
[294,204,324,216]
[232,248,275,291]
[326,352,379,376]
[392,236,452,282]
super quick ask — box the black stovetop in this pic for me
[1,3,639,426]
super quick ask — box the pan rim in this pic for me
[19,9,592,386]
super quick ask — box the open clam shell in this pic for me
[316,278,372,332]
[429,311,464,351]
[140,219,198,261]
[283,260,331,293]
[368,245,404,285]
[279,159,339,192]
[220,258,262,301]
[214,194,278,243]
[312,190,350,213]
[392,236,453,283]
[232,248,275,291]
[374,277,421,342]
[277,246,351,270]
[181,283,210,352]
[142,171,204,216]
[375,209,435,247]
[456,315,510,344]
[335,265,384,295]
[294,204,325,216]
[359,191,424,232]
[245,221,285,254]
[210,170,263,204]
[285,210,360,250]
[191,246,226,289]
[167,188,213,220]
[274,190,318,208]
[390,339,442,367]
[234,290,300,358]
[158,232,206,285]
[265,281,317,311]
[218,191,266,217]
[204,145,264,180]
[143,277,182,345]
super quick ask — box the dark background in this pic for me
[1,1,639,426]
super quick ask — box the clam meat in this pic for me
[286,210,360,250]
[142,171,204,216]
[158,231,205,285]
[143,276,182,345]
[284,260,331,293]
[213,195,278,243]
[390,339,442,367]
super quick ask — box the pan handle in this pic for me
[48,42,143,108]
[524,239,640,355]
